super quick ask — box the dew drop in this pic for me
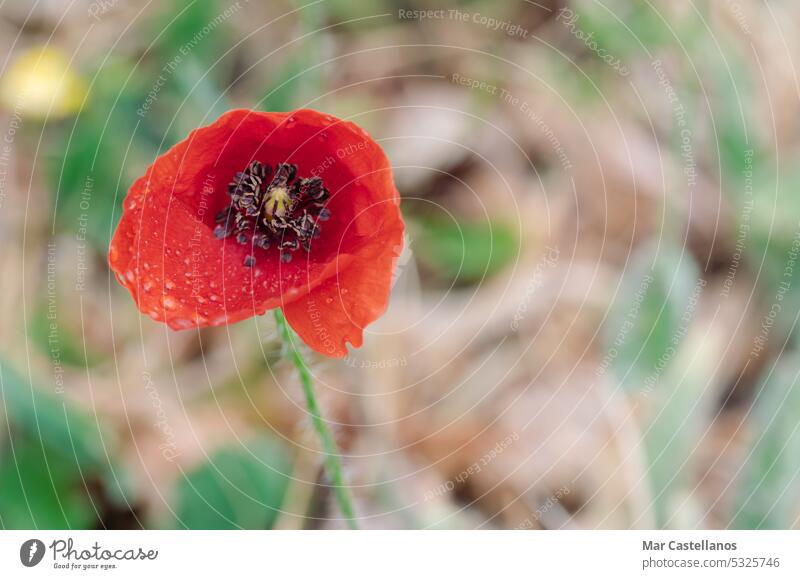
[163,296,178,311]
[209,294,219,302]
[165,280,176,290]
[125,270,135,282]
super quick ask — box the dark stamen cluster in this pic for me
[214,160,331,266]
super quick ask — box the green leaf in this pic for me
[414,216,518,285]
[0,361,110,472]
[174,435,293,529]
[0,436,95,529]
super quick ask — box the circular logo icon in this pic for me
[19,539,45,567]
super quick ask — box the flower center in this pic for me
[214,160,331,266]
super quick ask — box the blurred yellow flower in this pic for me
[0,46,87,119]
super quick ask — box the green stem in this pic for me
[273,309,358,529]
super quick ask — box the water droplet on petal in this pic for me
[165,280,176,290]
[125,270,135,282]
[163,296,178,310]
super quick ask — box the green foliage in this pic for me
[50,58,151,251]
[414,216,518,285]
[0,361,119,529]
[0,436,96,529]
[154,0,229,68]
[173,435,293,529]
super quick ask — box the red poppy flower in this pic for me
[109,109,404,357]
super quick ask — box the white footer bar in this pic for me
[1,531,797,578]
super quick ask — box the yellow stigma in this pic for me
[264,186,291,218]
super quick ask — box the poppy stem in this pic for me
[273,309,359,530]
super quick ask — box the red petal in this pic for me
[282,211,404,357]
[109,109,403,352]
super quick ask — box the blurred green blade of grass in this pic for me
[733,353,800,529]
[51,59,151,251]
[172,56,231,126]
[605,242,709,527]
[154,0,229,69]
[172,435,292,529]
[258,1,325,112]
[607,242,700,392]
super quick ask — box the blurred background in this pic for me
[0,0,799,530]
